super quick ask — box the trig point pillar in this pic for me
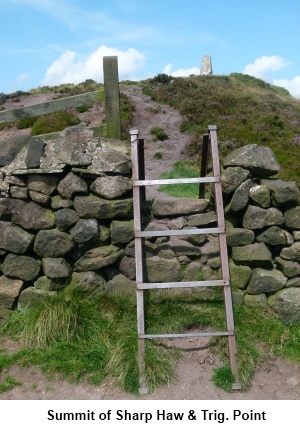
[103,56,121,139]
[200,55,213,75]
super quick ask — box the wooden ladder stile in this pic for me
[130,126,241,394]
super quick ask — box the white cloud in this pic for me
[243,55,291,79]
[41,45,145,86]
[163,64,199,77]
[273,76,300,98]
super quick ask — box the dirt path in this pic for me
[1,86,300,400]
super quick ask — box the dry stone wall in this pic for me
[1,129,300,323]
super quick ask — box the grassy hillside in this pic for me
[142,73,300,183]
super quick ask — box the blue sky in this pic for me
[1,0,300,97]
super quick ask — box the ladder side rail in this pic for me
[130,129,148,394]
[209,125,240,386]
[199,133,210,198]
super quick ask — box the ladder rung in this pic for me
[135,227,224,237]
[133,177,220,186]
[139,331,234,339]
[137,280,229,290]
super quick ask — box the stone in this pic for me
[185,261,203,281]
[232,243,272,269]
[244,293,268,309]
[167,217,187,230]
[74,245,124,271]
[199,235,220,259]
[1,254,41,281]
[187,212,217,227]
[57,172,88,199]
[34,229,74,257]
[232,290,245,305]
[226,228,255,247]
[249,185,271,208]
[34,276,66,291]
[152,198,210,217]
[55,208,79,231]
[27,174,60,195]
[103,56,121,139]
[118,256,136,280]
[280,242,300,262]
[99,224,111,245]
[55,126,93,166]
[293,231,300,241]
[145,220,169,232]
[18,287,55,309]
[51,195,73,209]
[268,288,300,322]
[10,186,28,199]
[90,146,131,174]
[25,137,45,168]
[284,207,300,230]
[106,274,135,295]
[286,277,300,288]
[153,243,176,259]
[29,190,51,205]
[169,237,201,256]
[70,219,99,246]
[68,271,106,295]
[247,268,287,294]
[0,221,34,254]
[42,258,71,279]
[74,195,133,219]
[90,176,132,199]
[230,179,254,211]
[145,257,182,283]
[0,197,26,218]
[229,263,252,290]
[177,228,207,246]
[221,167,250,195]
[110,220,134,245]
[12,201,55,230]
[242,205,284,230]
[261,179,298,207]
[0,135,30,167]
[257,226,294,246]
[207,257,221,269]
[0,275,23,308]
[200,55,213,75]
[4,176,26,187]
[275,257,300,278]
[223,144,280,177]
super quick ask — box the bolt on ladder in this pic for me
[130,125,241,394]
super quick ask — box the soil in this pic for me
[1,86,300,400]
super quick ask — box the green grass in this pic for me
[0,376,22,393]
[159,161,200,198]
[1,289,300,394]
[150,126,168,141]
[31,111,80,135]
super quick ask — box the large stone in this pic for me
[12,202,55,230]
[110,220,134,245]
[29,190,51,205]
[223,144,280,177]
[27,174,60,195]
[25,137,45,168]
[42,258,71,279]
[187,212,217,227]
[226,228,255,247]
[90,176,132,199]
[247,268,287,294]
[0,275,23,308]
[280,242,300,262]
[169,237,201,256]
[230,179,254,211]
[0,221,34,253]
[55,126,93,166]
[145,257,182,283]
[229,262,252,290]
[89,146,131,175]
[221,167,250,195]
[243,205,284,230]
[68,271,106,295]
[256,226,294,246]
[106,274,135,295]
[34,276,66,291]
[10,186,28,199]
[0,135,30,167]
[57,172,88,199]
[74,245,124,271]
[284,207,300,230]
[51,195,73,209]
[70,219,99,246]
[268,288,300,322]
[34,229,74,257]
[275,257,300,278]
[152,198,210,217]
[0,198,26,218]
[249,185,271,208]
[232,243,272,268]
[18,287,56,309]
[261,179,298,207]
[55,208,79,231]
[74,195,133,219]
[118,256,136,280]
[244,293,268,309]
[1,254,41,281]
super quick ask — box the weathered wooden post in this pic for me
[103,56,121,139]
